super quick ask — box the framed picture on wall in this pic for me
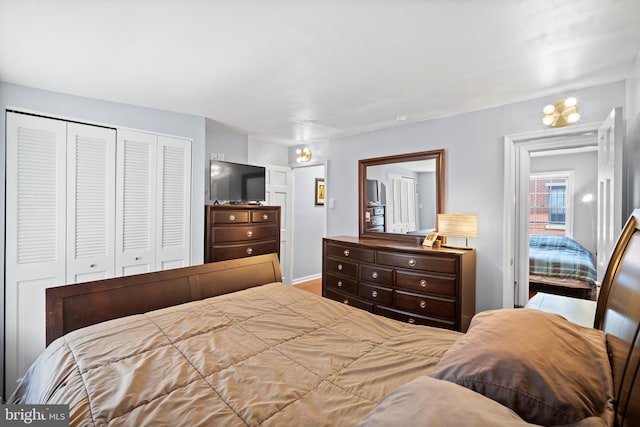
[315,178,325,205]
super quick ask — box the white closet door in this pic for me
[116,130,158,276]
[66,123,116,283]
[155,136,191,270]
[5,112,67,394]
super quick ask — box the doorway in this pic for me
[503,108,622,307]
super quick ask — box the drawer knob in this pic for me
[229,214,236,221]
[408,318,416,324]
[420,300,427,309]
[343,249,350,257]
[263,214,268,220]
[135,256,141,261]
[343,299,350,305]
[90,263,96,268]
[371,290,378,298]
[337,280,343,287]
[337,264,343,271]
[408,259,417,267]
[372,271,378,279]
[419,279,427,287]
[246,247,253,255]
[247,231,253,237]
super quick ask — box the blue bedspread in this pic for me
[529,235,597,286]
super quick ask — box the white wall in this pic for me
[292,164,325,282]
[530,151,598,254]
[324,81,626,313]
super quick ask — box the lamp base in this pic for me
[441,243,474,251]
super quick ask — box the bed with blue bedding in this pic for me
[528,235,597,300]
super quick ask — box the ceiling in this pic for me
[1,1,640,146]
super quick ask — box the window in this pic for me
[529,172,573,237]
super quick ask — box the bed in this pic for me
[9,210,640,426]
[529,234,598,300]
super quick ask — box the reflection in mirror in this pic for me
[366,159,437,234]
[359,150,445,243]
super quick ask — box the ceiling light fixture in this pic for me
[296,147,312,163]
[542,97,581,127]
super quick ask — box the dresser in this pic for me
[322,236,476,332]
[205,205,281,262]
[365,205,385,232]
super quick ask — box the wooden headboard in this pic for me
[46,253,282,346]
[594,209,640,427]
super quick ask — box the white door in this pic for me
[389,175,417,233]
[596,107,623,282]
[116,130,158,276]
[265,165,292,283]
[5,112,67,394]
[155,136,192,270]
[66,123,116,283]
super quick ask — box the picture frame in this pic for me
[315,178,325,205]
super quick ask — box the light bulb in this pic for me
[564,97,577,107]
[543,104,555,115]
[542,115,554,126]
[567,112,580,123]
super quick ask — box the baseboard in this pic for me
[291,273,322,285]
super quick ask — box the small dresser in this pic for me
[365,205,385,232]
[323,236,475,332]
[205,205,281,262]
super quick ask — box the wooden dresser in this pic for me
[205,205,281,262]
[365,205,385,232]
[322,236,476,332]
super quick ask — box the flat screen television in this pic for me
[366,179,379,204]
[210,160,266,203]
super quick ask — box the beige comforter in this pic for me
[10,283,461,426]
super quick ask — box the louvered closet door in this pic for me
[66,123,116,283]
[116,130,158,275]
[5,112,67,394]
[155,136,191,270]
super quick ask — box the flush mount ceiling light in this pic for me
[542,97,581,127]
[296,147,312,162]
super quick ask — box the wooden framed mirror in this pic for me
[358,149,445,243]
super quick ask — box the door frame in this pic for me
[503,122,601,308]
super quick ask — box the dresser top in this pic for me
[325,235,475,255]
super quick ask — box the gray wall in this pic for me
[323,81,626,313]
[249,140,289,167]
[530,151,598,254]
[292,164,325,282]
[418,172,437,230]
[626,50,640,218]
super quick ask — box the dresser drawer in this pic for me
[325,243,375,263]
[212,225,278,243]
[325,258,358,277]
[359,283,393,306]
[394,290,455,320]
[396,270,456,297]
[251,210,278,223]
[376,306,456,330]
[325,274,357,294]
[326,288,374,312]
[360,264,393,284]
[209,241,278,261]
[371,206,385,216]
[212,210,250,224]
[370,216,384,226]
[377,251,457,274]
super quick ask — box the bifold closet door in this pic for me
[66,123,117,283]
[116,129,158,275]
[156,135,192,270]
[5,112,67,391]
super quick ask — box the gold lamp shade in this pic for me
[438,213,478,248]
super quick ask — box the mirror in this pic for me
[358,149,445,242]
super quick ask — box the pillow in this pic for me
[357,376,607,427]
[429,309,614,426]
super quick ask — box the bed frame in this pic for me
[45,210,640,426]
[46,253,282,346]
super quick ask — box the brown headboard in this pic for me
[594,209,640,427]
[46,253,282,346]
